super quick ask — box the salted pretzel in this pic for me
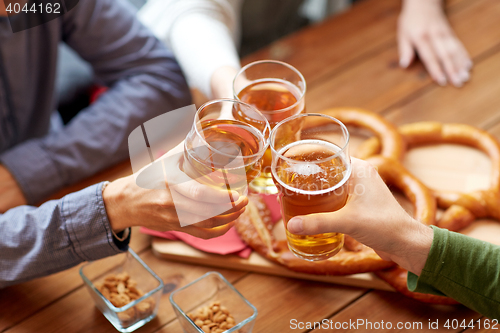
[358,122,500,231]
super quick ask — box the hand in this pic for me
[103,143,248,239]
[398,0,472,87]
[0,165,27,213]
[286,158,434,275]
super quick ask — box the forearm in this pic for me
[0,183,126,288]
[408,226,500,319]
[139,0,241,98]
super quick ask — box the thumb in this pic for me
[398,34,414,68]
[287,211,350,236]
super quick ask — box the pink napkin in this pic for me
[141,226,252,258]
[141,193,282,258]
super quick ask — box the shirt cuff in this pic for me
[62,182,129,261]
[0,139,64,205]
[407,226,448,296]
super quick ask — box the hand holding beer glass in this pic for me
[182,100,270,223]
[271,114,351,261]
[233,60,306,193]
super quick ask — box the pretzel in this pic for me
[314,108,406,160]
[358,122,500,230]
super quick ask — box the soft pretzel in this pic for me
[235,195,396,275]
[358,122,500,230]
[318,108,406,161]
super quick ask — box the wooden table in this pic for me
[2,0,500,331]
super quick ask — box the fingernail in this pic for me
[230,191,240,201]
[287,218,304,234]
[436,76,447,86]
[459,70,470,82]
[399,58,410,68]
[451,76,463,87]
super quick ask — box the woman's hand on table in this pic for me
[286,158,434,276]
[102,143,248,239]
[398,0,472,87]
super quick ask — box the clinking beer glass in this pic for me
[233,60,306,194]
[270,113,351,261]
[183,99,270,201]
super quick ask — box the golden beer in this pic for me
[235,79,305,192]
[273,140,349,260]
[183,119,265,195]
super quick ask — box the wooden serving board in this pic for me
[152,142,500,292]
[152,238,395,291]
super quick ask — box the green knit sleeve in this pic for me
[407,226,500,319]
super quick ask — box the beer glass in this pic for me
[271,113,351,261]
[183,99,270,198]
[233,60,306,193]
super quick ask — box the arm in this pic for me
[286,158,500,317]
[138,0,242,98]
[0,183,125,289]
[398,0,472,87]
[0,0,191,206]
[408,226,500,319]
[0,143,247,288]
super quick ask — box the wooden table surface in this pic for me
[2,0,500,332]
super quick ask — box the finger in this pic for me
[287,211,351,236]
[398,34,415,68]
[454,42,473,79]
[173,179,240,204]
[431,35,466,87]
[181,222,235,239]
[414,37,447,86]
[191,208,245,229]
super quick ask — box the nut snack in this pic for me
[187,301,237,333]
[95,272,156,324]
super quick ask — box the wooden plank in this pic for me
[304,0,500,115]
[242,0,472,86]
[0,227,150,332]
[233,273,366,333]
[385,49,500,127]
[152,239,394,291]
[153,275,366,333]
[3,251,246,333]
[44,160,131,203]
[311,290,480,333]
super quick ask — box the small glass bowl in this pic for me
[170,272,258,333]
[80,249,164,332]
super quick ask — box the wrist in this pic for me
[402,0,442,11]
[102,178,131,232]
[391,221,434,276]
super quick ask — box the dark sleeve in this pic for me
[407,226,500,319]
[0,0,191,204]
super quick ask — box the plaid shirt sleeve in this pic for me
[0,182,129,288]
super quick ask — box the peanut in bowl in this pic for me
[79,249,163,333]
[170,272,258,333]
